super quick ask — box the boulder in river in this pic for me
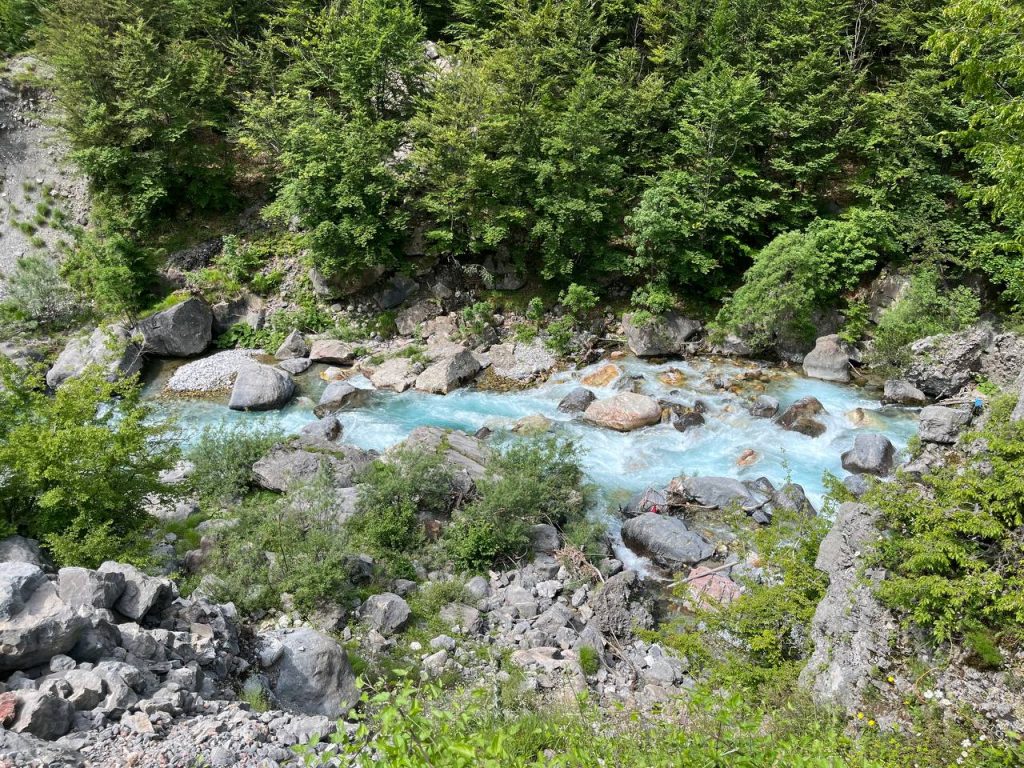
[776,396,827,437]
[881,379,927,406]
[749,394,780,418]
[580,364,620,387]
[45,324,143,389]
[369,357,421,392]
[258,628,358,718]
[666,476,768,514]
[137,297,213,357]
[621,513,715,570]
[414,348,481,394]
[583,392,662,432]
[801,335,851,383]
[917,405,971,444]
[671,411,705,433]
[314,381,368,417]
[274,330,308,361]
[228,364,295,411]
[558,387,596,414]
[841,434,895,476]
[621,312,701,357]
[309,339,358,365]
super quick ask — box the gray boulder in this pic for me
[799,503,894,711]
[228,364,295,411]
[97,562,175,621]
[905,325,994,398]
[252,443,376,492]
[274,330,308,361]
[396,299,441,336]
[0,536,48,568]
[137,297,213,357]
[278,357,312,375]
[0,563,88,671]
[528,524,561,554]
[299,416,343,445]
[590,571,653,639]
[776,396,827,437]
[881,379,927,406]
[583,393,662,432]
[45,325,142,389]
[309,339,358,365]
[666,475,767,513]
[621,513,714,570]
[314,381,368,417]
[918,405,971,444]
[801,335,850,383]
[56,567,126,611]
[671,411,704,432]
[487,341,556,381]
[259,628,358,718]
[415,348,481,394]
[621,312,701,357]
[360,593,411,636]
[772,483,816,516]
[749,395,780,418]
[369,357,420,392]
[841,434,895,476]
[557,387,596,414]
[9,691,75,740]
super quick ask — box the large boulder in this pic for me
[979,331,1024,389]
[582,393,662,432]
[415,348,481,394]
[589,571,653,639]
[666,476,767,513]
[840,434,895,476]
[799,503,895,711]
[621,513,714,570]
[314,381,368,417]
[917,405,971,444]
[274,330,308,361]
[137,297,213,357]
[369,357,421,393]
[905,325,994,399]
[881,379,927,406]
[0,563,88,671]
[621,312,701,357]
[228,364,295,411]
[97,562,175,621]
[9,691,75,740]
[776,396,827,438]
[487,341,557,381]
[309,339,358,365]
[45,324,143,389]
[258,628,359,718]
[253,443,377,492]
[394,427,488,496]
[396,299,441,336]
[360,593,411,636]
[801,335,850,383]
[558,387,596,414]
[56,567,126,611]
[0,536,48,568]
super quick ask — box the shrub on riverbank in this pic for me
[187,423,283,506]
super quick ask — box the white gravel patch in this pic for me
[164,349,264,394]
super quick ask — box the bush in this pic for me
[351,448,455,555]
[0,254,85,332]
[0,0,44,53]
[0,361,175,566]
[61,229,160,320]
[446,438,589,570]
[187,424,282,506]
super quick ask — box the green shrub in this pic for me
[0,0,45,53]
[543,315,575,356]
[61,229,160,320]
[578,645,600,676]
[0,361,174,566]
[187,424,282,505]
[0,254,85,332]
[559,283,598,317]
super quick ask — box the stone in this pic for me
[422,649,448,677]
[0,563,88,672]
[557,387,596,414]
[414,349,481,394]
[360,593,411,636]
[749,395,780,418]
[369,357,420,392]
[487,341,557,381]
[621,513,714,570]
[773,483,816,516]
[590,571,653,639]
[57,567,126,610]
[274,330,308,361]
[671,411,704,432]
[299,415,343,445]
[10,691,75,740]
[905,325,994,399]
[801,335,850,383]
[918,405,971,444]
[881,379,927,406]
[45,324,142,389]
[309,339,358,365]
[799,503,895,712]
[311,264,386,299]
[228,364,295,411]
[375,274,418,309]
[511,414,552,435]
[259,628,358,718]
[59,669,106,710]
[439,603,482,634]
[279,357,312,375]
[0,536,47,568]
[252,444,376,492]
[580,364,620,387]
[314,381,367,417]
[528,524,560,554]
[841,434,895,476]
[396,299,440,336]
[464,576,490,600]
[137,297,213,357]
[583,393,662,432]
[684,566,742,609]
[97,562,175,620]
[666,475,767,513]
[392,427,488,496]
[621,312,701,356]
[776,396,827,438]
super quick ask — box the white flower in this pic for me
[979,735,987,742]
[923,690,934,700]
[961,739,971,748]
[940,698,952,707]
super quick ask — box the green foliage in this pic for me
[0,0,45,53]
[351,447,455,555]
[869,269,980,371]
[869,395,1024,644]
[577,645,600,676]
[0,254,85,333]
[0,361,174,566]
[558,283,598,318]
[186,423,283,506]
[446,437,589,570]
[61,229,159,320]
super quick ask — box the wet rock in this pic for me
[621,312,701,357]
[274,330,308,361]
[666,475,767,513]
[45,325,143,389]
[749,395,779,418]
[621,513,714,570]
[314,381,368,417]
[0,563,88,671]
[580,364,620,387]
[228,363,295,411]
[557,387,596,414]
[137,297,213,357]
[309,339,358,365]
[259,628,358,718]
[672,411,705,432]
[590,571,654,639]
[415,348,481,394]
[736,448,758,466]
[511,414,552,435]
[369,357,420,392]
[583,392,662,432]
[776,396,827,437]
[841,434,895,476]
[801,335,850,383]
[918,405,971,444]
[881,379,927,406]
[299,416,342,445]
[360,593,411,636]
